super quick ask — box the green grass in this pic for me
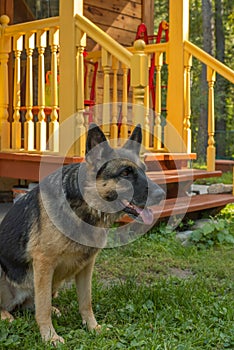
[0,208,234,349]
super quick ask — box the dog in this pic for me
[0,123,165,344]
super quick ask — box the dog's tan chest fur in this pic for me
[27,224,99,290]
[52,246,99,287]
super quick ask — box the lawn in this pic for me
[0,206,234,349]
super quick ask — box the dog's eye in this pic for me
[120,167,133,177]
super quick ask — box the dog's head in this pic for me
[84,124,165,225]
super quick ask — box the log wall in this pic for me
[84,0,142,49]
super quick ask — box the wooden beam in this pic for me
[0,0,13,22]
[142,0,154,35]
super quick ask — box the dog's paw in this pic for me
[84,323,103,333]
[94,324,102,332]
[41,326,65,346]
[43,332,65,346]
[52,306,62,317]
[50,334,65,346]
[1,310,14,322]
[95,324,110,332]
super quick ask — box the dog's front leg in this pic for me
[75,256,100,331]
[33,256,64,345]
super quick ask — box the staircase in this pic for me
[124,153,233,222]
[0,152,233,221]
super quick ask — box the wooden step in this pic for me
[147,169,222,185]
[144,152,197,171]
[147,169,222,199]
[154,193,233,218]
[121,193,234,222]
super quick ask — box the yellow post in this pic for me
[59,0,85,156]
[131,40,148,131]
[12,34,23,150]
[75,25,86,157]
[165,0,189,152]
[0,15,11,150]
[206,67,216,171]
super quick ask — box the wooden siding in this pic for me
[84,0,142,48]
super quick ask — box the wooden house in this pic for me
[0,0,233,221]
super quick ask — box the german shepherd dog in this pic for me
[0,124,164,344]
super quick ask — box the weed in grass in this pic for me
[189,205,234,249]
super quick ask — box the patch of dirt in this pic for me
[168,267,194,279]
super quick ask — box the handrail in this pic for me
[4,16,60,35]
[128,42,168,54]
[184,40,234,84]
[75,13,132,67]
[86,42,168,61]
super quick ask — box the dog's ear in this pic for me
[86,123,113,167]
[122,124,142,155]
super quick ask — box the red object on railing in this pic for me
[119,21,169,132]
[84,59,98,122]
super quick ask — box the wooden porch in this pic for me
[0,0,233,219]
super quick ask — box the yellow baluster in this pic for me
[154,52,163,150]
[12,34,23,150]
[206,67,216,171]
[36,30,47,151]
[0,15,11,150]
[120,63,129,142]
[143,84,150,149]
[102,48,112,136]
[183,52,192,153]
[49,27,59,152]
[24,32,35,151]
[110,56,119,147]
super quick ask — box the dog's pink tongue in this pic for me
[136,207,154,225]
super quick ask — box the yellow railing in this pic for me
[75,14,131,67]
[0,9,233,173]
[74,13,151,153]
[76,20,168,150]
[184,40,234,171]
[184,40,234,83]
[0,15,60,153]
[0,13,153,156]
